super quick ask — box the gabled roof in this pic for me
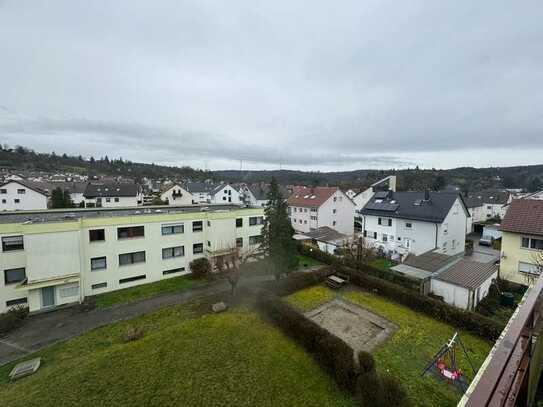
[246,183,288,201]
[210,183,238,195]
[297,226,349,244]
[433,259,497,289]
[501,199,543,236]
[360,191,466,223]
[463,190,510,208]
[403,251,457,273]
[0,179,49,196]
[84,183,140,198]
[185,182,214,194]
[287,186,339,208]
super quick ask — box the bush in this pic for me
[258,266,333,297]
[122,325,145,342]
[337,265,504,340]
[256,290,357,392]
[357,351,375,374]
[190,258,211,279]
[0,305,29,336]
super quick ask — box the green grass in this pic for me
[296,254,322,269]
[0,305,354,407]
[94,275,197,309]
[286,286,492,407]
[369,258,394,271]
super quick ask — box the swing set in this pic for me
[421,332,476,393]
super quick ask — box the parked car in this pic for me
[479,235,494,246]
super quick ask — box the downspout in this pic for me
[435,223,439,250]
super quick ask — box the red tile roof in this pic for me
[287,186,338,207]
[501,199,543,236]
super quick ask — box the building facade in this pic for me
[0,180,48,211]
[160,184,193,205]
[0,205,264,314]
[83,183,143,208]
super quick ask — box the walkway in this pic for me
[0,274,273,366]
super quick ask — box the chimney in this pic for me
[424,189,430,201]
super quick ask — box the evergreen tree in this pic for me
[261,177,298,279]
[51,188,65,208]
[63,189,74,208]
[528,176,543,193]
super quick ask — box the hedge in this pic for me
[257,266,334,297]
[336,265,504,341]
[297,245,420,291]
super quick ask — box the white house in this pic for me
[210,184,241,205]
[287,186,355,235]
[83,183,143,208]
[359,190,469,258]
[0,204,265,314]
[185,182,214,203]
[0,180,48,211]
[464,190,511,234]
[353,176,396,232]
[238,183,289,207]
[430,260,498,310]
[160,184,193,206]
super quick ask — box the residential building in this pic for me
[353,176,396,232]
[287,186,355,235]
[499,199,543,285]
[294,226,351,255]
[238,183,289,207]
[185,182,214,203]
[159,184,193,205]
[464,190,511,233]
[49,181,87,206]
[359,190,469,258]
[209,184,241,205]
[83,183,143,208]
[0,204,265,314]
[0,180,48,211]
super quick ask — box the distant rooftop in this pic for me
[0,204,248,225]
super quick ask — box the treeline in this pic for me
[0,144,212,181]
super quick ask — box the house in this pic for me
[160,184,193,205]
[464,190,512,234]
[238,183,289,207]
[210,184,241,205]
[83,183,143,208]
[287,186,355,235]
[0,180,48,211]
[430,260,498,310]
[499,199,543,285]
[359,190,469,258]
[185,182,214,203]
[49,182,87,206]
[353,176,397,232]
[0,204,264,314]
[294,226,351,255]
[392,250,462,281]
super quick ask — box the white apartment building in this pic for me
[210,184,241,205]
[83,183,143,208]
[160,184,193,205]
[359,190,469,258]
[0,180,48,211]
[185,182,213,203]
[464,190,511,233]
[353,176,396,232]
[0,205,265,314]
[288,186,355,235]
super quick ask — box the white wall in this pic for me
[318,190,355,235]
[160,185,193,205]
[431,280,470,309]
[210,185,241,204]
[0,181,48,211]
[436,198,467,256]
[85,196,140,208]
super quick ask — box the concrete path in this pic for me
[0,275,273,366]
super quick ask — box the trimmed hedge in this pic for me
[0,305,29,336]
[337,265,504,341]
[256,289,358,392]
[258,266,334,297]
[297,245,420,291]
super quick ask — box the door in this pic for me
[41,286,56,308]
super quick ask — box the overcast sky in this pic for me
[1,1,542,172]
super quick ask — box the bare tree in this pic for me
[214,247,258,296]
[341,235,375,264]
[526,251,543,285]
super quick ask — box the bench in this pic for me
[326,274,348,289]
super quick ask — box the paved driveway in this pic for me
[466,235,500,263]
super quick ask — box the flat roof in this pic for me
[0,204,252,225]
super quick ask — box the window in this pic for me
[59,284,79,298]
[294,208,297,213]
[117,226,144,239]
[0,189,6,194]
[193,243,204,254]
[443,223,448,235]
[92,282,107,290]
[249,216,264,226]
[382,234,388,242]
[378,218,382,225]
[397,236,402,241]
[236,237,243,248]
[2,235,24,251]
[487,205,492,210]
[519,262,541,275]
[14,199,20,204]
[299,219,302,224]
[333,197,337,202]
[332,209,337,214]
[119,275,146,284]
[236,218,243,227]
[114,197,119,202]
[310,207,317,212]
[388,219,392,226]
[522,237,530,248]
[1,199,5,203]
[192,221,203,232]
[91,257,107,270]
[373,232,377,239]
[17,189,25,194]
[405,222,412,229]
[163,267,185,275]
[207,240,211,247]
[207,221,211,227]
[304,220,307,224]
[89,229,105,242]
[6,297,27,307]
[249,235,262,245]
[521,237,543,250]
[332,221,336,226]
[106,198,111,203]
[4,268,26,284]
[310,216,317,220]
[363,230,367,237]
[161,224,184,235]
[119,251,146,266]
[162,246,185,259]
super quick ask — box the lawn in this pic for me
[286,286,492,407]
[369,258,394,271]
[0,304,354,407]
[94,275,198,309]
[296,254,322,269]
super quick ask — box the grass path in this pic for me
[286,285,492,407]
[0,303,354,407]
